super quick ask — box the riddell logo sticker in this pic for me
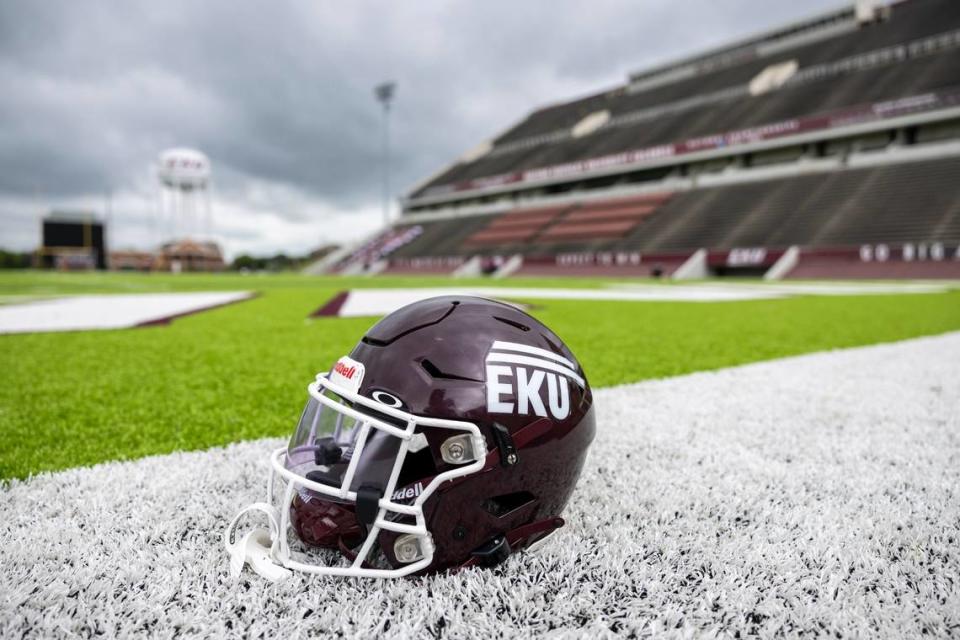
[329,356,365,393]
[334,361,358,379]
[391,482,423,503]
[484,341,584,420]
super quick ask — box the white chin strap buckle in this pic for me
[224,503,292,583]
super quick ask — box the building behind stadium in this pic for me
[322,0,960,279]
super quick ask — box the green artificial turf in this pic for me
[0,271,958,479]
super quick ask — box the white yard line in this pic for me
[2,333,959,638]
[317,282,955,317]
[673,280,956,295]
[321,286,786,317]
[0,291,253,334]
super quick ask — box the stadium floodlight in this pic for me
[374,82,396,226]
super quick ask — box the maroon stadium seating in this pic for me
[464,205,572,245]
[537,193,672,242]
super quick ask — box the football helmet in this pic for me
[225,295,595,579]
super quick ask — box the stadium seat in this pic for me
[463,205,572,245]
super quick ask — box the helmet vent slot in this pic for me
[540,334,562,353]
[493,316,530,332]
[481,491,536,518]
[361,302,459,346]
[420,359,483,383]
[361,335,389,347]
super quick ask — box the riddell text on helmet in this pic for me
[333,361,357,379]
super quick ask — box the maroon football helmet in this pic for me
[225,295,595,579]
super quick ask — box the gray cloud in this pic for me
[0,0,841,256]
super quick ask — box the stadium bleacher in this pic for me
[465,205,572,246]
[327,0,960,279]
[411,0,960,195]
[329,225,425,274]
[628,157,960,252]
[485,0,960,148]
[538,193,671,243]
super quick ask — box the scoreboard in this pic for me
[39,215,107,270]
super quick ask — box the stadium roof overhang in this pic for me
[403,95,960,209]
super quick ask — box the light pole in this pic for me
[374,82,396,226]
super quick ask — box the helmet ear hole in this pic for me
[480,491,536,518]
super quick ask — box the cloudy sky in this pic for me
[0,0,841,258]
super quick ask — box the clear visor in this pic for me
[285,388,403,494]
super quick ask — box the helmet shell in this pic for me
[293,295,595,573]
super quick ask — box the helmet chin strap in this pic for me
[223,502,293,583]
[354,484,384,541]
[460,516,566,571]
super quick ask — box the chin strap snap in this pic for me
[223,502,292,583]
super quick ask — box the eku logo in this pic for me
[485,341,585,420]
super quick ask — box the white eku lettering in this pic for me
[486,364,571,420]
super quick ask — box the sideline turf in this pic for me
[0,271,958,479]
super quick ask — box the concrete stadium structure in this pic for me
[322,0,960,279]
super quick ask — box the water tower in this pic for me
[156,148,212,239]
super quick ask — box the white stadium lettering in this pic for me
[859,243,958,263]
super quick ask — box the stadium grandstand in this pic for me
[325,0,960,279]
